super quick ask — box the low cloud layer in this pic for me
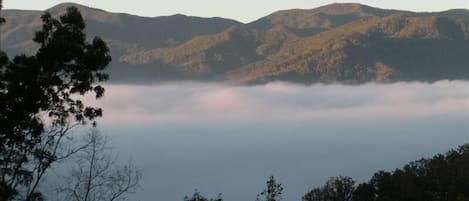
[82,80,469,126]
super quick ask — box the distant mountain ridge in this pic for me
[1,3,241,54]
[1,3,468,84]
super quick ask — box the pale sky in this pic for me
[3,0,469,23]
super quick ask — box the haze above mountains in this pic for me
[2,3,468,84]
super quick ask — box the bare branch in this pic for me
[57,130,142,201]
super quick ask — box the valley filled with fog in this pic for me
[82,81,468,201]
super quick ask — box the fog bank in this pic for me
[84,80,469,126]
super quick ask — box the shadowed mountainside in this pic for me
[1,3,241,55]
[1,3,468,84]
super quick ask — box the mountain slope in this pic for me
[1,3,468,84]
[1,3,241,56]
[227,14,469,84]
[246,3,395,35]
[118,13,469,84]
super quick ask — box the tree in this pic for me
[0,4,111,201]
[56,130,142,201]
[352,183,375,201]
[0,0,4,24]
[184,190,223,201]
[256,175,283,201]
[353,144,469,201]
[302,176,355,201]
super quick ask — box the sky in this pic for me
[4,0,469,23]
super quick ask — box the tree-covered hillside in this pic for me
[2,3,468,84]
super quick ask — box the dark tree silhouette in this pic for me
[303,176,355,201]
[0,4,110,200]
[303,144,469,201]
[184,190,223,201]
[352,183,375,201]
[0,0,4,24]
[256,175,284,201]
[353,144,469,201]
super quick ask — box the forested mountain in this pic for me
[1,3,241,56]
[246,3,396,34]
[2,3,468,84]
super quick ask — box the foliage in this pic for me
[184,190,223,201]
[0,5,110,201]
[0,0,4,24]
[256,176,284,201]
[303,144,469,201]
[353,144,469,201]
[303,176,355,201]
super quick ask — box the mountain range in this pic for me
[1,3,468,84]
